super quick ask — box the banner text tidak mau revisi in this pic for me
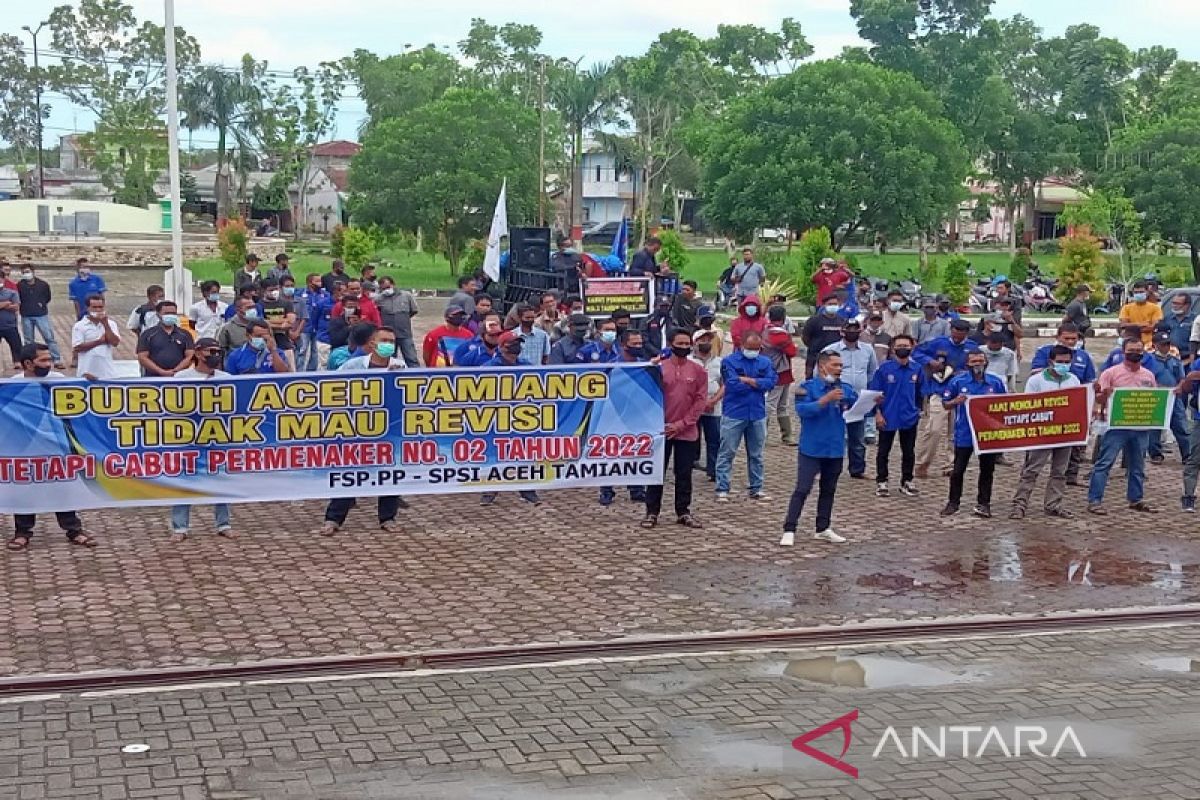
[0,365,665,513]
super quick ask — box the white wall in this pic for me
[0,199,162,235]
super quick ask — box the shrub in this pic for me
[218,218,250,274]
[920,257,940,287]
[330,224,346,258]
[1009,248,1032,284]
[1054,228,1106,299]
[942,254,971,306]
[1160,265,1190,288]
[794,227,834,306]
[341,227,375,274]
[461,239,486,274]
[657,229,689,273]
[1031,238,1061,256]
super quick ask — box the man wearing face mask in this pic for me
[1147,330,1191,465]
[16,265,63,368]
[549,313,593,364]
[780,350,858,546]
[868,333,922,498]
[762,304,800,445]
[373,276,419,367]
[812,257,852,305]
[982,332,1018,391]
[941,350,1007,518]
[225,319,290,375]
[136,301,195,378]
[801,295,846,380]
[188,280,228,340]
[862,312,891,364]
[881,290,912,339]
[730,295,767,349]
[454,312,505,366]
[823,320,877,478]
[592,329,651,506]
[339,326,407,371]
[67,258,106,320]
[71,294,122,381]
[422,305,473,366]
[693,305,724,356]
[218,297,259,354]
[6,343,96,551]
[268,253,293,284]
[333,279,382,326]
[576,318,621,365]
[912,298,950,344]
[258,278,297,370]
[486,330,531,367]
[127,284,165,336]
[515,303,551,365]
[308,277,335,369]
[643,329,708,529]
[691,329,725,481]
[1009,345,1082,520]
[0,272,20,369]
[1120,280,1163,347]
[170,339,235,543]
[1088,338,1159,515]
[609,308,634,338]
[715,330,778,502]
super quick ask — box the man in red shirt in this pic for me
[643,329,709,529]
[331,279,381,326]
[812,258,852,304]
[763,304,799,444]
[422,304,473,366]
[0,259,15,291]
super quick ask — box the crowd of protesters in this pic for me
[4,246,1198,554]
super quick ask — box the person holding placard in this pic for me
[1087,338,1160,516]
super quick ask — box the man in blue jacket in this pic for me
[715,330,778,502]
[780,350,858,546]
[941,350,1007,518]
[1147,330,1191,464]
[454,313,504,367]
[867,333,923,498]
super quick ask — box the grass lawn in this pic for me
[187,246,455,290]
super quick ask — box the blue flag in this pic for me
[611,217,629,266]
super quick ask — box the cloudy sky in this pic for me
[6,0,1199,148]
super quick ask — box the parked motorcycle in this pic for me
[896,271,924,310]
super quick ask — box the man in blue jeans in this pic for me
[1088,337,1160,515]
[781,350,858,546]
[822,320,877,478]
[16,266,63,367]
[715,330,777,502]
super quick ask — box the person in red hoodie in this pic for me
[812,258,853,304]
[331,279,382,326]
[762,303,799,445]
[730,294,767,349]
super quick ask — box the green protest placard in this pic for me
[1106,387,1174,430]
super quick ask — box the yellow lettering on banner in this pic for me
[392,372,611,405]
[49,384,235,417]
[108,416,264,447]
[248,378,384,412]
[401,404,557,436]
[278,411,388,440]
[51,386,87,417]
[404,408,435,435]
[227,417,264,443]
[110,418,146,447]
[248,382,285,411]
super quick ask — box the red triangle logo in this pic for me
[792,709,859,778]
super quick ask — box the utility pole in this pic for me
[162,0,191,309]
[21,21,47,199]
[537,56,546,228]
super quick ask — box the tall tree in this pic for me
[46,0,200,206]
[551,62,612,234]
[180,60,260,220]
[0,34,47,168]
[700,60,969,249]
[345,46,461,133]
[350,87,540,275]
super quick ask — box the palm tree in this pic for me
[551,63,612,235]
[180,65,258,221]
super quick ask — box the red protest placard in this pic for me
[965,386,1091,454]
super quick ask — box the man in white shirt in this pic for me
[170,338,233,542]
[338,326,407,371]
[188,279,229,340]
[7,343,95,551]
[1009,344,1083,520]
[71,293,121,381]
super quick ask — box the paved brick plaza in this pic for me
[3,623,1199,798]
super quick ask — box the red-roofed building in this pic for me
[310,140,361,170]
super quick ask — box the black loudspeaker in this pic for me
[509,226,551,271]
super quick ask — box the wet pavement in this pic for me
[4,623,1200,798]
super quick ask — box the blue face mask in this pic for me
[250,337,266,351]
[283,286,296,297]
[1052,363,1071,377]
[600,330,617,344]
[160,314,179,327]
[207,293,220,303]
[1133,293,1148,303]
[244,308,259,320]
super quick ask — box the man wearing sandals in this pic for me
[642,329,708,530]
[169,338,235,543]
[7,343,96,551]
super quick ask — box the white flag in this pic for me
[482,178,508,282]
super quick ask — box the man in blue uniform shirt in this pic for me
[715,330,778,503]
[225,320,290,375]
[1147,330,1191,464]
[780,350,858,547]
[941,350,1007,518]
[454,313,504,367]
[484,331,531,367]
[867,333,923,498]
[575,319,622,364]
[913,319,979,371]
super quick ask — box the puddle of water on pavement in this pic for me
[1145,657,1200,673]
[780,655,979,689]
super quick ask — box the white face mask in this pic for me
[743,349,760,359]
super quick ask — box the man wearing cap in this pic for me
[454,312,505,366]
[549,313,593,364]
[422,304,473,366]
[911,298,950,344]
[486,330,531,367]
[812,257,852,305]
[1064,284,1093,340]
[822,319,877,478]
[691,328,724,481]
[170,339,235,542]
[694,305,723,356]
[941,350,1007,518]
[1147,329,1191,465]
[862,312,891,364]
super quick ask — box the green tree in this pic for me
[340,227,374,273]
[551,63,612,234]
[700,60,969,251]
[180,60,260,220]
[0,34,47,167]
[656,229,688,273]
[1055,228,1106,298]
[218,218,250,274]
[345,46,461,132]
[47,0,200,206]
[703,18,813,86]
[1058,188,1144,289]
[942,253,971,305]
[1106,112,1200,280]
[350,87,539,275]
[794,227,835,305]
